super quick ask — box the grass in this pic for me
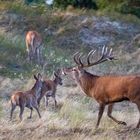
[0,85,140,140]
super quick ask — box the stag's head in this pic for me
[62,46,116,80]
[53,69,63,85]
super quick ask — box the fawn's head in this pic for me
[53,69,63,85]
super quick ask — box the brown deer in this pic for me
[10,73,43,121]
[25,31,43,65]
[37,69,63,108]
[62,46,140,128]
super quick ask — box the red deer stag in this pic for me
[25,31,43,65]
[62,46,140,128]
[37,69,63,108]
[10,73,43,121]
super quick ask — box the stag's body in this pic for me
[25,31,43,64]
[78,73,140,103]
[62,46,140,128]
[10,74,42,121]
[38,70,63,108]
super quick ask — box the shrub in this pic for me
[96,0,140,18]
[53,0,97,9]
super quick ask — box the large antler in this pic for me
[73,46,116,68]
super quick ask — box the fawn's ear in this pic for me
[37,73,42,80]
[34,75,38,80]
[54,71,58,77]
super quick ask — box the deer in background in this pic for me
[37,69,63,108]
[25,31,43,65]
[62,46,140,128]
[10,73,43,121]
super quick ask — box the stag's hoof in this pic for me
[118,121,127,125]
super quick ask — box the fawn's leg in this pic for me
[19,105,24,121]
[10,103,16,120]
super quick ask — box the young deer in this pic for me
[25,30,43,65]
[10,73,43,121]
[37,70,63,108]
[62,46,140,128]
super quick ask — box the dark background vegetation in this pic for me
[25,0,140,18]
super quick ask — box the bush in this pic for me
[96,0,140,18]
[53,0,97,9]
[118,0,140,18]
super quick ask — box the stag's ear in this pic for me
[34,75,38,80]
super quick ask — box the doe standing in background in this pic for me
[62,46,140,128]
[25,31,43,65]
[10,73,43,121]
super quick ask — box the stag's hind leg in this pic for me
[107,104,127,125]
[135,101,140,128]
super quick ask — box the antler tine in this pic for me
[85,46,115,67]
[102,45,106,55]
[92,46,107,64]
[78,53,84,66]
[95,46,115,64]
[72,46,116,68]
[109,48,112,56]
[73,52,81,65]
[87,50,96,65]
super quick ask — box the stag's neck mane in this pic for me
[78,70,99,97]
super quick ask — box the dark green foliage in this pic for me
[53,0,97,9]
[96,0,140,18]
[24,0,44,5]
[53,0,140,17]
[119,0,140,18]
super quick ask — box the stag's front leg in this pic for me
[96,104,105,128]
[107,104,127,125]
